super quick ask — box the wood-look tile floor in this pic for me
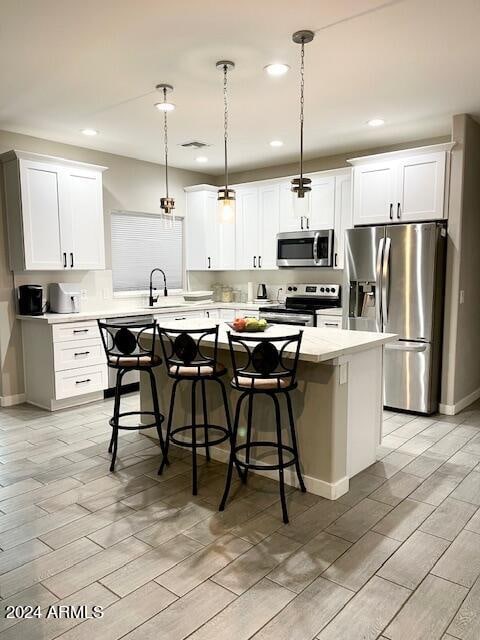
[1,394,480,639]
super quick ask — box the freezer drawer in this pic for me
[383,341,437,414]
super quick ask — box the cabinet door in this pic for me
[279,181,301,232]
[185,191,212,270]
[62,168,105,270]
[235,188,259,269]
[352,162,396,226]
[258,184,279,270]
[19,160,64,270]
[396,151,446,222]
[333,173,352,269]
[308,175,335,230]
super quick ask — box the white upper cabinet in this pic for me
[1,151,107,271]
[185,186,235,271]
[257,183,279,270]
[350,144,452,226]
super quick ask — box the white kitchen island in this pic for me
[139,321,396,500]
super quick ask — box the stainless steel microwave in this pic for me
[276,230,334,267]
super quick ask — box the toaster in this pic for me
[49,283,81,314]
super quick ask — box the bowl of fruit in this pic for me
[228,317,269,333]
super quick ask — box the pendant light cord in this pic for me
[223,64,229,190]
[163,87,169,198]
[299,38,305,182]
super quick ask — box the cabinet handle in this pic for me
[73,329,89,334]
[206,311,210,318]
[300,216,304,230]
[207,256,211,269]
[253,256,256,268]
[334,253,338,267]
[70,252,74,268]
[306,217,310,229]
[324,322,339,327]
[75,378,91,385]
[397,202,401,219]
[389,203,393,220]
[74,351,90,357]
[174,316,186,321]
[63,252,67,268]
[258,255,262,268]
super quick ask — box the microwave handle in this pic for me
[313,232,320,264]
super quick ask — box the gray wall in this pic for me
[441,115,480,408]
[0,129,214,400]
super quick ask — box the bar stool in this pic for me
[220,330,306,523]
[98,319,167,472]
[157,324,237,495]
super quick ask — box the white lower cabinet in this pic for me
[317,315,342,329]
[54,365,107,400]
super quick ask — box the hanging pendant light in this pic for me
[156,83,175,221]
[291,30,315,218]
[216,60,235,224]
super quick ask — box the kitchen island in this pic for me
[139,320,396,499]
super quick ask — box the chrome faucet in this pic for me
[149,268,168,306]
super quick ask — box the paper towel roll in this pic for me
[247,282,254,303]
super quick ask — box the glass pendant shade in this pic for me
[217,187,236,223]
[292,189,311,218]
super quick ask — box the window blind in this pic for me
[111,212,183,292]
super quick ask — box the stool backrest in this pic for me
[98,318,158,365]
[227,331,303,388]
[158,325,220,372]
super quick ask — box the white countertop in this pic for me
[16,301,277,324]
[150,318,397,364]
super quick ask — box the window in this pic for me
[111,211,183,292]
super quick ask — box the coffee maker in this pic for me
[18,285,43,315]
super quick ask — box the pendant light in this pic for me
[291,30,314,218]
[216,60,235,224]
[156,83,175,221]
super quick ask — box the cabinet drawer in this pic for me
[54,364,107,400]
[52,321,100,343]
[317,316,342,329]
[53,339,105,372]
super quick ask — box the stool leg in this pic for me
[191,379,198,495]
[148,369,167,464]
[244,393,254,484]
[219,391,247,511]
[201,379,210,462]
[217,379,244,482]
[158,378,179,475]
[110,369,124,472]
[285,391,306,493]
[272,393,289,524]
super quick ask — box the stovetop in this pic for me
[260,283,341,315]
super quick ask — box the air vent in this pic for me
[180,141,210,149]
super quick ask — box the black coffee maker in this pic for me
[18,285,43,315]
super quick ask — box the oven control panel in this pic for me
[286,284,340,298]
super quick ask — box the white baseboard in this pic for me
[0,393,26,407]
[206,443,349,500]
[439,386,480,415]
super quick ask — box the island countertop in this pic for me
[148,318,397,364]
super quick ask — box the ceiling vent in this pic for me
[180,141,210,149]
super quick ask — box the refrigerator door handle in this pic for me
[382,237,391,329]
[385,341,428,353]
[375,237,385,331]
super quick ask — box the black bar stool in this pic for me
[98,319,167,472]
[220,330,306,523]
[157,324,237,495]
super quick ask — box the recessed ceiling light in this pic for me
[196,156,208,163]
[270,140,284,147]
[264,63,290,77]
[367,118,385,127]
[81,128,98,136]
[155,102,175,112]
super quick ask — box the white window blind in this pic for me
[111,212,183,292]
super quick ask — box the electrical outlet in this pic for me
[460,290,465,304]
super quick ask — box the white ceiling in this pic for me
[1,0,479,175]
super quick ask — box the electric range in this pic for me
[259,284,341,327]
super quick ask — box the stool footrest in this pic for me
[170,424,230,449]
[109,411,165,431]
[233,441,296,471]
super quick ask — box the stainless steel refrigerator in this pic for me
[345,222,447,414]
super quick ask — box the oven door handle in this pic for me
[313,232,320,264]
